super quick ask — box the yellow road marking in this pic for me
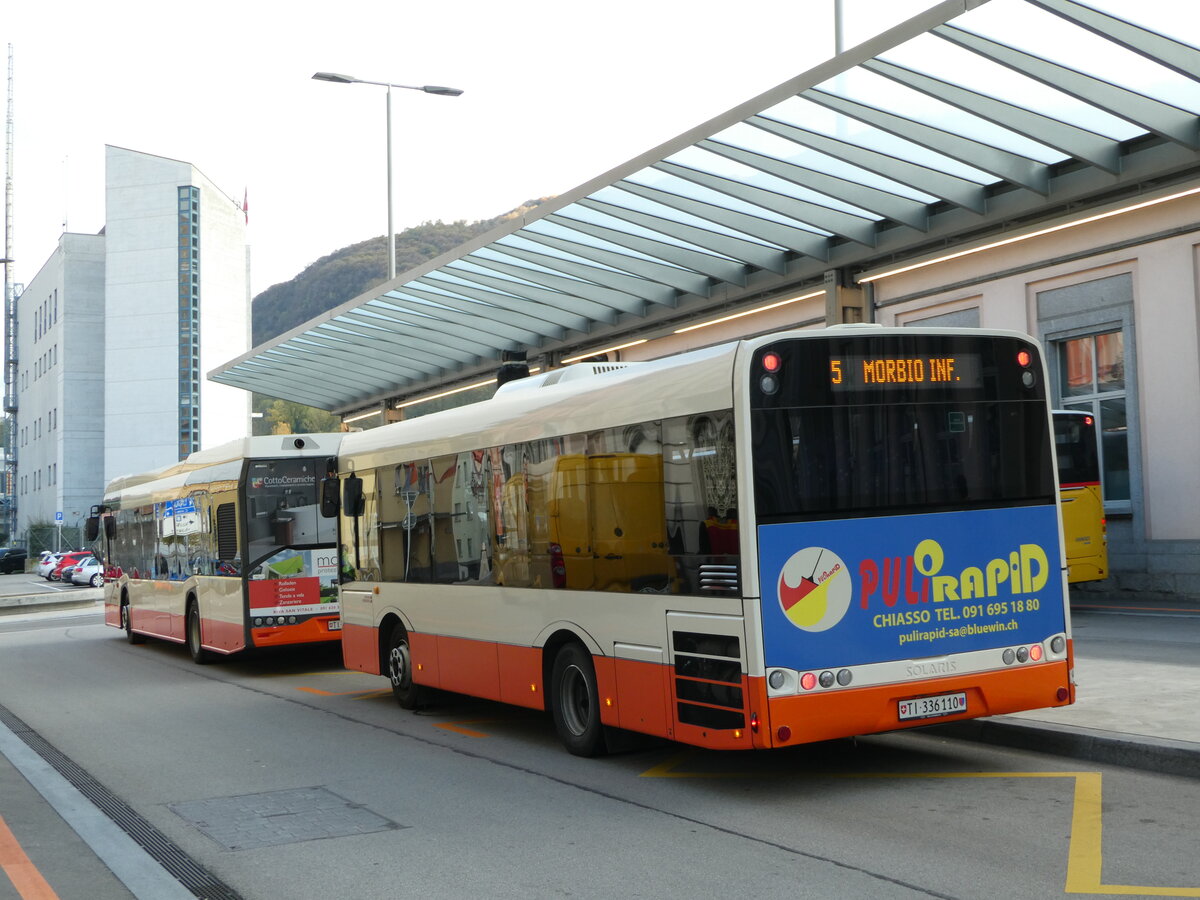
[0,814,60,900]
[433,720,496,739]
[351,690,393,701]
[640,753,1200,896]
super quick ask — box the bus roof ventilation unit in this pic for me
[495,362,637,394]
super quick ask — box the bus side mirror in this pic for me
[343,474,365,517]
[320,476,340,518]
[85,516,100,542]
[105,517,116,540]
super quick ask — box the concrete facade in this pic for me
[11,147,250,544]
[13,233,106,538]
[103,146,249,483]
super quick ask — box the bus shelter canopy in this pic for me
[210,0,1200,414]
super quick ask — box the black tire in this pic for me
[90,573,103,588]
[186,600,212,664]
[550,643,605,757]
[386,625,426,709]
[121,599,145,645]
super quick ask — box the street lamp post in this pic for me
[312,72,463,282]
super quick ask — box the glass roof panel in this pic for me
[494,233,646,277]
[711,120,942,204]
[760,94,1015,183]
[442,259,555,292]
[664,144,886,221]
[527,204,742,262]
[958,0,1200,114]
[879,33,1145,141]
[469,244,597,284]
[521,219,694,271]
[818,68,1074,163]
[589,183,798,246]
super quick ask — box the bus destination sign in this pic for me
[829,353,982,391]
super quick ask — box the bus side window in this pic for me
[664,412,739,596]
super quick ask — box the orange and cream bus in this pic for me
[92,434,345,663]
[330,326,1074,755]
[1053,410,1108,584]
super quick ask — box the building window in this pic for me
[1038,271,1135,516]
[1055,330,1129,504]
[177,184,202,459]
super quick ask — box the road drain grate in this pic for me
[0,701,244,900]
[170,786,402,851]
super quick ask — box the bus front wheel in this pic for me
[121,599,144,645]
[386,626,425,709]
[550,643,605,757]
[186,600,212,664]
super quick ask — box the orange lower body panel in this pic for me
[250,616,341,648]
[342,622,1074,752]
[755,660,1074,748]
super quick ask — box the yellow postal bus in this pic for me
[1053,410,1108,584]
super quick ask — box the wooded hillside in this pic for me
[251,198,551,345]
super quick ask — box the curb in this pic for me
[924,717,1200,778]
[0,591,104,617]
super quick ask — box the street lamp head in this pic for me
[422,85,463,97]
[312,72,359,84]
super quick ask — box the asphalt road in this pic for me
[2,605,1199,899]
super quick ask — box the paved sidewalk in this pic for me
[931,652,1200,777]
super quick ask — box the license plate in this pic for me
[898,691,967,721]
[328,620,342,631]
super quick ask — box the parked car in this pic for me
[60,556,90,582]
[0,547,27,574]
[69,557,105,588]
[47,551,92,582]
[36,552,62,578]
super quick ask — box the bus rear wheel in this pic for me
[550,643,605,757]
[186,600,212,664]
[387,626,425,709]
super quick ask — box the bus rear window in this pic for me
[750,334,1055,521]
[1053,413,1100,485]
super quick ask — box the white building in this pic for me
[12,147,250,543]
[13,233,105,536]
[103,146,250,482]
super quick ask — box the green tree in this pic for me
[252,395,340,435]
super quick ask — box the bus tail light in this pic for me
[1029,644,1043,662]
[1056,687,1070,702]
[777,725,792,743]
[800,672,817,691]
[749,711,761,734]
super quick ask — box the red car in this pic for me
[48,551,92,582]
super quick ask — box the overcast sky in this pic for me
[1,0,1191,301]
[0,0,959,300]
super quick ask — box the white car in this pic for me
[69,558,105,588]
[35,552,61,578]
